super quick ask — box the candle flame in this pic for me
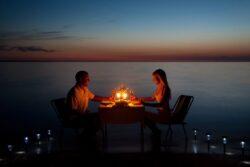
[113,84,134,101]
[116,92,121,98]
[122,92,128,99]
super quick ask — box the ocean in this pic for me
[0,62,250,146]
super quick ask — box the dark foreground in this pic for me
[1,151,250,167]
[1,129,250,167]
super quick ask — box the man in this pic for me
[67,71,109,134]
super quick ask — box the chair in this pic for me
[162,95,194,141]
[51,98,80,148]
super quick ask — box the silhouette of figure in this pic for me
[140,69,172,135]
[67,71,109,135]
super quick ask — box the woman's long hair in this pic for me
[153,69,171,100]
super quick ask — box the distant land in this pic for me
[1,55,250,62]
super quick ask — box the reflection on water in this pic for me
[0,62,250,142]
[192,141,198,154]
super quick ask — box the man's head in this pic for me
[75,71,90,87]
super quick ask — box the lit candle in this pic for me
[193,129,197,140]
[222,137,227,145]
[24,136,29,144]
[206,133,211,153]
[241,141,246,157]
[35,147,42,155]
[222,136,227,154]
[206,134,211,142]
[116,92,121,99]
[7,145,13,152]
[36,133,41,141]
[241,141,245,149]
[47,130,52,136]
[122,92,128,99]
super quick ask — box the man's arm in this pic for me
[92,95,110,102]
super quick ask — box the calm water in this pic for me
[0,62,250,143]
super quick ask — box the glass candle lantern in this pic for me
[24,136,29,144]
[222,137,227,145]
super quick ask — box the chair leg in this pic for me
[182,123,188,141]
[59,127,64,150]
[104,124,107,138]
[165,124,173,143]
[169,124,173,141]
[102,124,108,151]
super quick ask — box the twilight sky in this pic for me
[0,0,250,61]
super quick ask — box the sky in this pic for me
[0,0,250,61]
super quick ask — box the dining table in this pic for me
[98,100,145,152]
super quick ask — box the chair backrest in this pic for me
[171,95,194,123]
[51,98,68,123]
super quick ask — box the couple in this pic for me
[67,69,171,136]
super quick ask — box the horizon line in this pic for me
[1,55,250,62]
[1,60,250,62]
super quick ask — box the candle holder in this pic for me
[193,129,198,141]
[36,133,41,140]
[222,136,227,155]
[6,144,14,161]
[47,129,52,140]
[241,141,245,158]
[36,133,41,145]
[24,136,29,151]
[47,130,51,136]
[7,145,13,153]
[206,133,211,153]
[35,147,42,155]
[112,85,134,103]
[24,136,29,145]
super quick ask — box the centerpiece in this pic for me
[112,85,134,106]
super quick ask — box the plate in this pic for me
[101,100,112,104]
[101,101,114,105]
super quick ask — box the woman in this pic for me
[140,69,172,135]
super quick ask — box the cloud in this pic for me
[0,45,54,52]
[0,30,71,41]
[0,29,97,41]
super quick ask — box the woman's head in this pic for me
[152,69,171,99]
[152,69,167,85]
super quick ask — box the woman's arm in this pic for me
[140,97,156,102]
[142,101,163,107]
[139,96,162,107]
[142,86,167,107]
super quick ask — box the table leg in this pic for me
[102,124,108,151]
[140,123,144,152]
